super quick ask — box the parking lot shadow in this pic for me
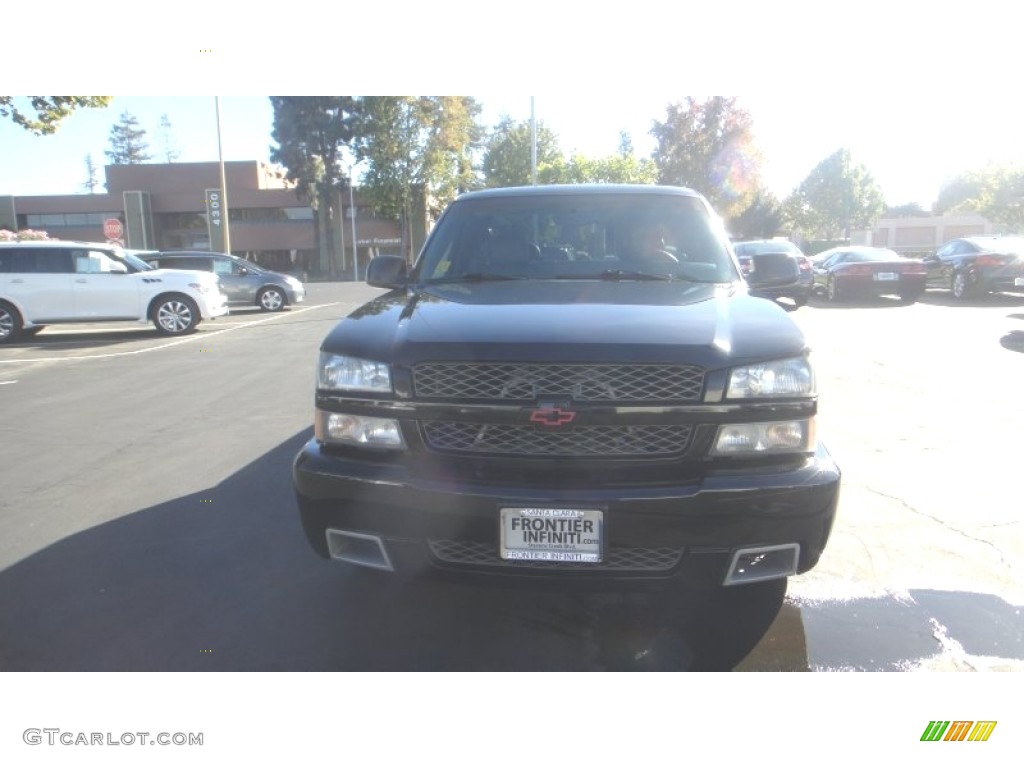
[916,291,1024,308]
[0,430,786,672]
[791,589,1024,671]
[806,294,914,310]
[1001,330,1024,353]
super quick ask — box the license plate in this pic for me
[500,507,603,563]
[1015,277,1024,287]
[874,272,898,281]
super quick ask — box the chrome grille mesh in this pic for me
[412,363,704,402]
[422,422,693,457]
[429,540,682,571]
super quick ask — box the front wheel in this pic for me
[827,275,841,302]
[152,295,200,336]
[258,286,286,312]
[952,271,972,300]
[0,301,23,344]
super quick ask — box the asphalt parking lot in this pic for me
[0,283,1021,671]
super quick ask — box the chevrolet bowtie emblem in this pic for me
[529,407,576,427]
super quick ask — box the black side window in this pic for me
[0,248,18,273]
[37,249,74,273]
[5,248,73,273]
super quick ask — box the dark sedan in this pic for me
[923,236,1024,300]
[812,246,926,303]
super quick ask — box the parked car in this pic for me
[293,185,840,593]
[923,236,1024,300]
[0,240,228,343]
[732,239,813,308]
[141,250,305,311]
[811,246,926,302]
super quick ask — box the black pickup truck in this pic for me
[293,185,840,590]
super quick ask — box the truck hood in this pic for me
[323,280,808,369]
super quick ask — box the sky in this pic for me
[2,3,1022,210]
[3,91,1017,209]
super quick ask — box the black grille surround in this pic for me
[412,362,705,403]
[410,362,705,459]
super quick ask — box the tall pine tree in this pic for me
[105,111,152,164]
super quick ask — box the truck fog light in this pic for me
[316,411,405,448]
[712,419,813,455]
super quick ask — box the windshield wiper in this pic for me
[423,272,527,284]
[590,269,674,282]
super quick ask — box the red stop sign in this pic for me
[103,218,123,240]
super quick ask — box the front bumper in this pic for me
[293,440,841,587]
[199,292,230,319]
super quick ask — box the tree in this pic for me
[544,151,659,185]
[82,153,100,194]
[269,97,360,277]
[482,116,562,188]
[419,96,485,204]
[935,164,1024,233]
[884,202,929,217]
[650,97,762,219]
[785,148,885,239]
[729,191,786,239]
[105,111,152,164]
[158,114,181,163]
[0,96,111,135]
[354,96,485,260]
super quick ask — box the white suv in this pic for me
[0,240,229,343]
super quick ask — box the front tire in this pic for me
[952,271,971,300]
[258,286,286,312]
[152,295,200,336]
[0,301,22,344]
[827,275,841,302]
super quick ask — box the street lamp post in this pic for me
[349,175,359,281]
[215,96,231,254]
[347,161,363,281]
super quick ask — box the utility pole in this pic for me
[215,96,232,254]
[530,96,537,186]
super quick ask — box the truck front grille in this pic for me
[412,362,704,402]
[421,422,693,457]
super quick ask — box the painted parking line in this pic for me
[0,380,16,385]
[0,302,343,365]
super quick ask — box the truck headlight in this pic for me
[712,418,814,455]
[318,353,392,393]
[726,356,814,398]
[315,410,405,449]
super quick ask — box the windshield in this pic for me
[232,255,265,273]
[121,251,155,271]
[972,237,1024,256]
[414,192,737,284]
[734,241,801,257]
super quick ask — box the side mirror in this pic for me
[366,255,408,288]
[238,267,249,275]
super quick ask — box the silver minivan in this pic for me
[143,251,305,311]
